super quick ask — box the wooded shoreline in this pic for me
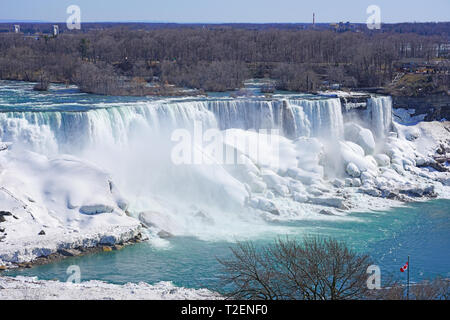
[0,23,448,96]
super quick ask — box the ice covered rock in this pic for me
[439,175,450,186]
[79,204,114,215]
[399,185,436,198]
[404,127,421,141]
[346,162,361,178]
[255,198,280,215]
[374,154,391,167]
[108,181,129,211]
[365,156,379,170]
[261,171,290,195]
[402,158,415,168]
[352,178,362,187]
[389,132,398,139]
[344,178,353,187]
[308,197,348,210]
[331,178,345,188]
[293,192,308,203]
[266,191,275,199]
[243,171,266,193]
[307,187,323,197]
[345,141,365,157]
[116,199,129,212]
[138,211,180,234]
[274,184,290,196]
[238,154,260,175]
[359,188,382,197]
[344,123,376,155]
[286,168,321,185]
[340,141,377,173]
[415,156,428,166]
[360,171,374,185]
[319,209,335,216]
[262,171,286,189]
[58,248,81,257]
[392,164,405,175]
[288,181,305,194]
[157,230,174,239]
[249,179,267,193]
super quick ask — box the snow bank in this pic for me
[0,276,219,300]
[0,148,141,265]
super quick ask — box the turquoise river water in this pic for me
[6,200,450,289]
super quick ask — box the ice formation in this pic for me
[0,88,449,265]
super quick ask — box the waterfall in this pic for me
[0,102,218,154]
[367,96,393,138]
[0,96,390,156]
[206,98,345,140]
[288,98,344,139]
[0,91,397,235]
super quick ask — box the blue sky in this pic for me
[1,0,449,23]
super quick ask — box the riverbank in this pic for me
[0,227,145,271]
[0,145,146,270]
[0,276,219,300]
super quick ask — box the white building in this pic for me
[53,25,59,36]
[14,25,20,33]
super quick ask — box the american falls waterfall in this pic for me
[367,96,393,138]
[0,95,396,240]
[0,97,373,150]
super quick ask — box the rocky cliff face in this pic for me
[393,94,450,122]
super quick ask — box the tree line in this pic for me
[0,25,448,94]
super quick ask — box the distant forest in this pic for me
[0,23,448,95]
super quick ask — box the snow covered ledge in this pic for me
[0,148,143,269]
[0,276,219,300]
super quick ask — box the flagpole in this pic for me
[407,255,410,300]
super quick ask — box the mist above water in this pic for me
[0,86,395,241]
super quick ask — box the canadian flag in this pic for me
[400,261,409,273]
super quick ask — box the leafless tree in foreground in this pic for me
[218,237,373,300]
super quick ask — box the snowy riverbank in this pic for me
[0,147,143,268]
[0,276,219,300]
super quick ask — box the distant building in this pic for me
[331,22,355,33]
[436,43,450,58]
[14,25,20,33]
[53,25,59,36]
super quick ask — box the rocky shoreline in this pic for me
[0,226,146,271]
[0,231,145,271]
[0,140,150,272]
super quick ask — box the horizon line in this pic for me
[1,20,450,25]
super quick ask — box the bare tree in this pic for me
[0,25,447,95]
[218,237,373,300]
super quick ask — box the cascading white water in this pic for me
[0,96,393,160]
[0,101,218,155]
[367,96,393,138]
[0,92,396,240]
[0,97,352,154]
[288,98,344,139]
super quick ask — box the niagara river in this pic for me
[0,80,449,292]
